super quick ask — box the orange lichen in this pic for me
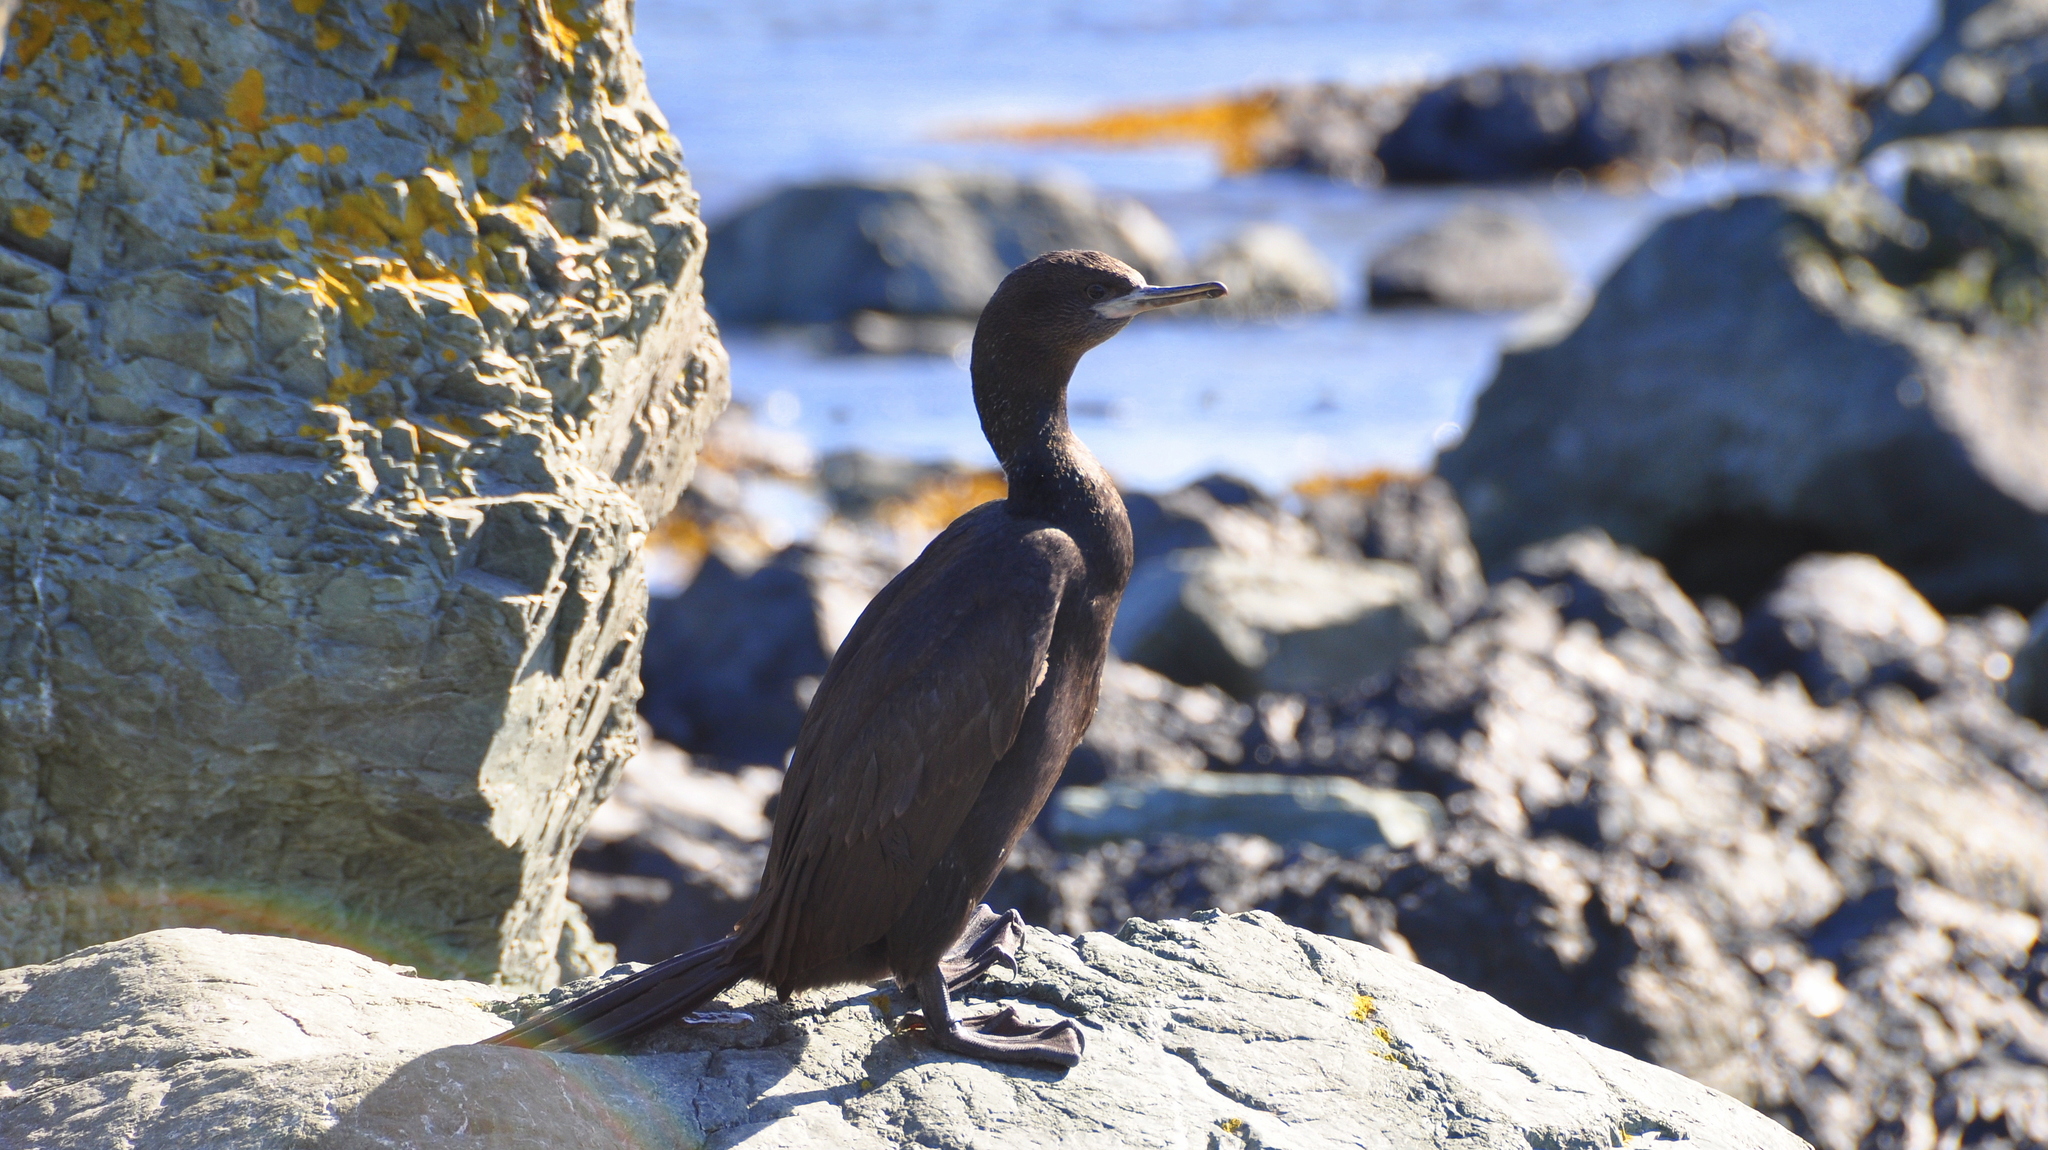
[971,92,1281,174]
[10,204,54,239]
[225,67,266,132]
[1293,468,1415,500]
[878,471,1008,535]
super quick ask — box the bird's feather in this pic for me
[741,503,1080,986]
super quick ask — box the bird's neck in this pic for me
[972,338,1130,578]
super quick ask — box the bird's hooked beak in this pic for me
[1093,280,1228,319]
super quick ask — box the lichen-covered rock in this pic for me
[0,0,729,985]
[0,918,1810,1149]
[1439,137,2048,611]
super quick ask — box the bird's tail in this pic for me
[482,936,749,1053]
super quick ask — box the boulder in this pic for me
[1186,222,1338,320]
[0,0,727,983]
[702,172,1183,326]
[1007,532,2048,1150]
[1367,207,1572,310]
[1376,29,1863,183]
[1439,138,2048,612]
[1864,0,2048,151]
[1,917,1811,1149]
[1112,550,1448,700]
[1252,81,1423,184]
[1303,473,1487,622]
[1732,553,1954,704]
[1049,773,1445,853]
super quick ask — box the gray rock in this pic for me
[1187,222,1338,320]
[1368,207,1572,310]
[1376,29,1863,182]
[1732,553,1952,704]
[1438,144,2048,612]
[1059,657,1249,786]
[1049,773,1446,853]
[0,0,727,984]
[1864,0,2048,151]
[1,917,1811,1150]
[1010,531,2048,1150]
[2008,605,2048,723]
[1122,473,1321,567]
[703,172,1183,325]
[1253,82,1423,184]
[1113,550,1448,700]
[1303,474,1487,622]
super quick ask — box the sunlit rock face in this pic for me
[0,0,728,986]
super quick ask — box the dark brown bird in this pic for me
[484,251,1226,1067]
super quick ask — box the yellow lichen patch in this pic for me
[1372,1023,1395,1045]
[297,143,326,164]
[225,68,266,132]
[291,0,321,13]
[327,144,349,164]
[383,0,408,34]
[10,204,54,239]
[168,49,202,86]
[327,364,389,402]
[1218,1117,1246,1135]
[970,92,1281,174]
[23,142,46,163]
[470,149,490,179]
[315,23,342,50]
[532,0,597,61]
[1349,994,1376,1022]
[53,152,72,169]
[455,78,504,144]
[11,0,155,68]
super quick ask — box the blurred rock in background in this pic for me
[1440,130,2048,613]
[1864,0,2048,151]
[1374,26,1865,184]
[1367,207,1575,311]
[1185,223,1339,320]
[702,171,1184,338]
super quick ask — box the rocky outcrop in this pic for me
[0,0,728,984]
[702,172,1182,327]
[1186,222,1337,320]
[0,918,1809,1149]
[1865,0,2048,151]
[1375,29,1864,183]
[1002,532,2048,1150]
[2011,606,2048,724]
[1439,133,2048,612]
[1367,207,1573,310]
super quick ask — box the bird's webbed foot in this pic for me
[938,904,1024,993]
[908,966,1084,1069]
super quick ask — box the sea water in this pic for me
[630,0,1937,492]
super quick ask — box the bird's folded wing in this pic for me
[748,515,1080,980]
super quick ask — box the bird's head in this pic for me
[975,250,1227,361]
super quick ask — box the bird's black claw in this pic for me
[939,905,1026,993]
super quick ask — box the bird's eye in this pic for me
[1085,284,1109,301]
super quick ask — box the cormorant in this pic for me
[484,250,1226,1067]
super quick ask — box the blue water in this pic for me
[631,0,1937,491]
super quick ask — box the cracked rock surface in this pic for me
[0,0,727,984]
[0,917,1804,1149]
